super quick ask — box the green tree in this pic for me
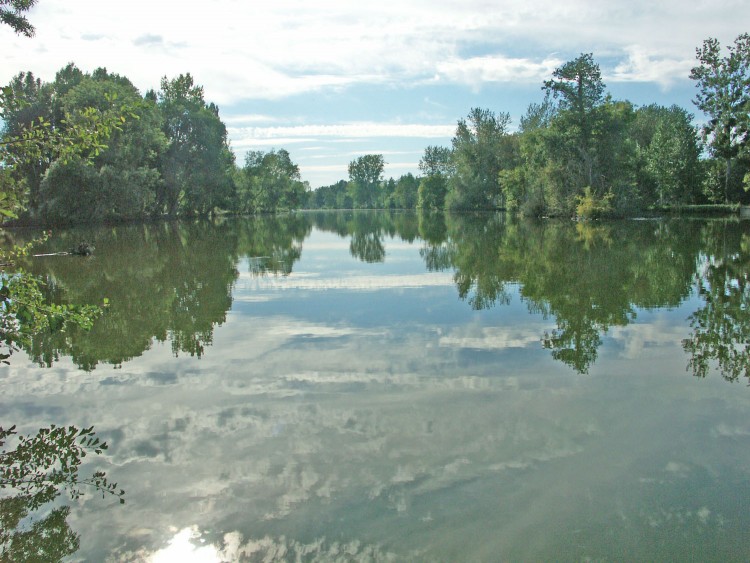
[33,67,166,224]
[0,0,37,37]
[500,98,557,216]
[417,146,452,210]
[157,74,234,217]
[543,53,605,158]
[419,145,454,177]
[690,33,750,202]
[542,54,607,193]
[308,180,349,209]
[1,69,132,220]
[237,149,306,213]
[448,108,513,210]
[393,173,419,209]
[643,106,702,206]
[347,154,384,208]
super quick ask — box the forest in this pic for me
[1,35,749,223]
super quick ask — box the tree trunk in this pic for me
[725,158,731,204]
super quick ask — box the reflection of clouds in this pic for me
[235,271,454,292]
[711,423,750,438]
[609,317,687,359]
[119,526,400,562]
[438,323,550,350]
[4,295,750,560]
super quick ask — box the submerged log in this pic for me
[33,242,95,258]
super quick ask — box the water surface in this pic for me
[2,212,750,561]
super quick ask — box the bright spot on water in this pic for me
[150,527,220,563]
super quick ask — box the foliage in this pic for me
[683,231,750,382]
[0,425,124,510]
[6,38,750,221]
[1,66,239,223]
[417,146,452,210]
[418,146,454,177]
[448,108,515,210]
[0,71,137,219]
[392,173,419,209]
[690,33,750,203]
[157,73,235,217]
[418,174,449,210]
[575,186,614,219]
[1,498,79,562]
[543,53,605,154]
[0,232,103,363]
[0,0,37,37]
[306,180,351,209]
[237,149,306,213]
[347,154,384,208]
[0,424,124,561]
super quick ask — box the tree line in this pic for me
[2,36,749,224]
[0,65,309,224]
[309,35,750,217]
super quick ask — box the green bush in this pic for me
[575,187,614,219]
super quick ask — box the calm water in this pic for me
[2,212,750,561]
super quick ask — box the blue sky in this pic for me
[2,0,748,187]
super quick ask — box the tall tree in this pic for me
[37,67,167,224]
[543,54,606,188]
[347,154,384,208]
[237,149,305,213]
[690,33,750,202]
[157,74,234,217]
[393,173,419,209]
[448,108,513,210]
[643,106,702,206]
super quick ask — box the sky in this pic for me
[2,0,749,188]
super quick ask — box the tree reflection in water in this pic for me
[9,212,750,378]
[683,228,750,383]
[0,425,123,561]
[419,214,701,373]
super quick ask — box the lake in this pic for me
[2,211,750,561]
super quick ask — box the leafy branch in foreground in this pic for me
[0,0,38,37]
[0,232,105,364]
[0,88,138,214]
[0,424,124,510]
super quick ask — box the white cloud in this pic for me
[230,123,456,142]
[436,55,564,87]
[611,45,696,87]
[5,0,747,104]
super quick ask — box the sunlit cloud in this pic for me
[435,55,564,87]
[611,45,696,88]
[4,0,746,106]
